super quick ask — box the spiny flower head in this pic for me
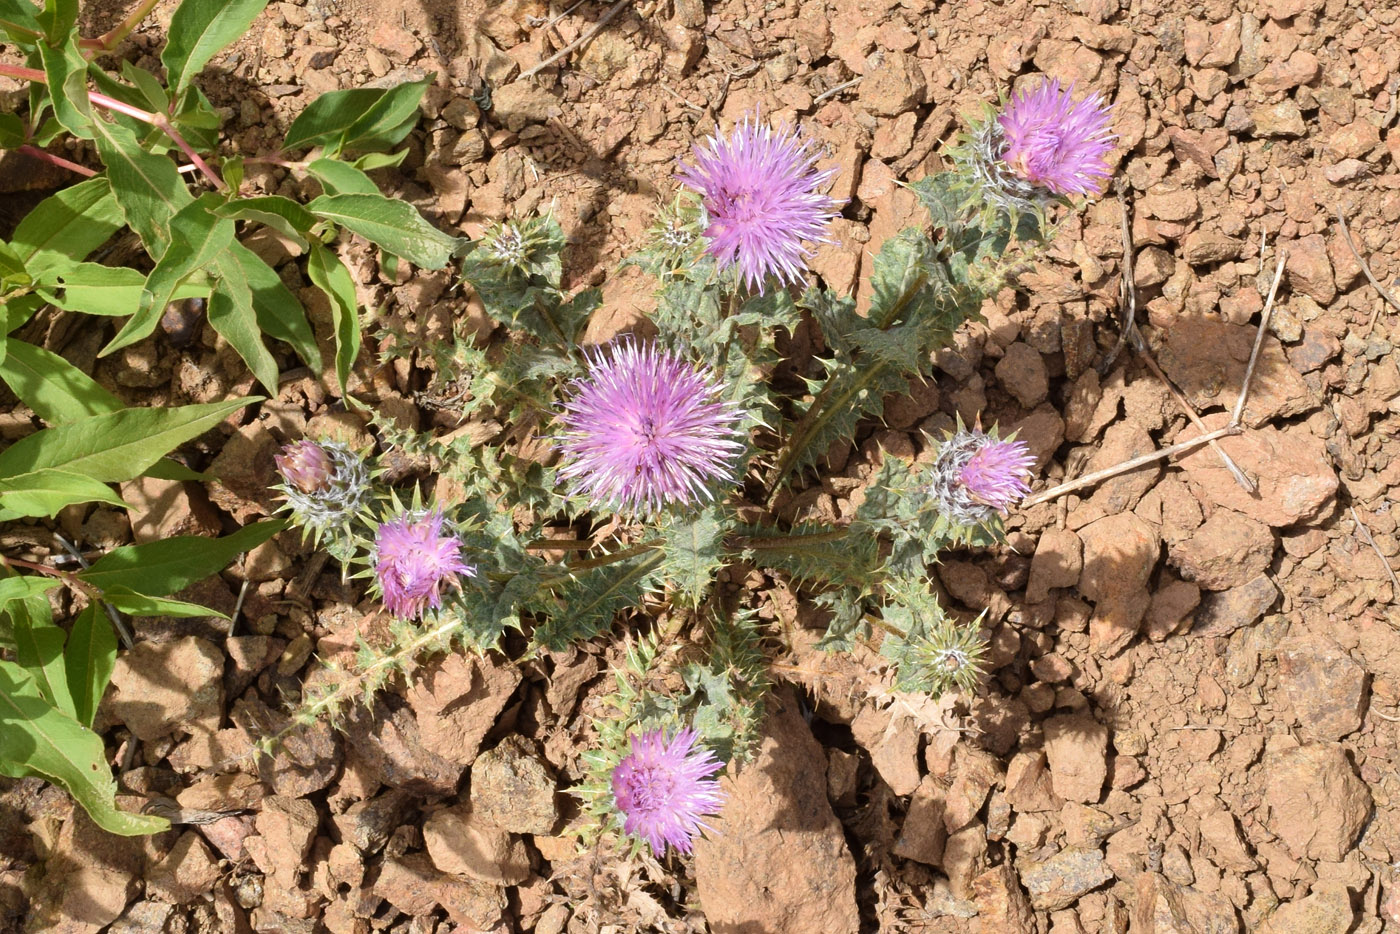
[928,429,1035,526]
[997,79,1115,198]
[611,727,725,856]
[555,340,745,515]
[911,618,989,696]
[275,440,371,539]
[676,115,840,293]
[373,508,474,620]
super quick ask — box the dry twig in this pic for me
[518,0,633,80]
[1335,204,1400,317]
[1349,505,1400,598]
[1229,248,1287,428]
[814,76,863,104]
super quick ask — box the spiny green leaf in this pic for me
[657,506,730,608]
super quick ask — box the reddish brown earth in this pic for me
[3,0,1400,931]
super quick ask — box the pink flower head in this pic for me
[929,430,1035,526]
[612,727,725,856]
[998,80,1115,197]
[556,340,745,515]
[373,508,474,620]
[676,115,841,293]
[275,440,332,493]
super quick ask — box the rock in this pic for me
[1131,872,1241,933]
[369,21,420,60]
[1140,190,1198,223]
[1043,714,1108,804]
[944,748,1003,831]
[1264,743,1372,861]
[1198,809,1254,872]
[145,831,221,904]
[1277,633,1367,741]
[1018,847,1113,910]
[1287,234,1336,304]
[943,823,990,899]
[424,806,531,885]
[1254,50,1319,92]
[249,795,318,895]
[1178,415,1338,526]
[853,708,922,796]
[1253,100,1306,137]
[1080,420,1162,516]
[206,422,280,523]
[996,342,1049,408]
[333,788,412,854]
[1192,575,1279,636]
[1169,510,1275,590]
[373,853,506,930]
[971,863,1036,933]
[1257,887,1354,934]
[1182,231,1243,265]
[1006,750,1062,813]
[107,901,175,934]
[1027,528,1084,602]
[1145,580,1201,641]
[857,50,925,116]
[490,82,561,132]
[407,654,522,767]
[1325,120,1380,162]
[1157,317,1313,427]
[1135,245,1175,287]
[1325,159,1371,183]
[696,690,859,933]
[469,736,560,835]
[108,637,223,742]
[120,477,221,542]
[892,777,947,865]
[810,218,867,296]
[344,695,466,796]
[1077,513,1160,655]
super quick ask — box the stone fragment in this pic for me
[333,789,412,854]
[944,748,1002,831]
[424,806,531,885]
[1257,887,1354,934]
[1169,510,1275,590]
[1018,847,1113,910]
[120,477,221,542]
[853,708,922,796]
[250,796,318,891]
[373,853,506,930]
[1043,714,1108,804]
[1178,415,1337,527]
[1198,809,1255,872]
[1130,872,1241,933]
[892,777,947,865]
[1005,750,1062,813]
[407,653,522,767]
[943,823,990,899]
[1140,190,1198,222]
[1277,633,1367,741]
[108,637,223,742]
[996,342,1049,408]
[490,83,561,132]
[469,736,560,835]
[344,695,466,796]
[1287,234,1336,304]
[1252,100,1306,137]
[971,862,1036,933]
[1077,513,1160,655]
[1325,120,1380,162]
[695,691,860,933]
[1157,318,1313,427]
[1182,231,1242,265]
[145,831,221,904]
[857,51,926,116]
[1254,50,1319,92]
[1080,420,1161,517]
[206,422,280,522]
[1264,743,1372,861]
[1192,575,1279,637]
[1027,528,1084,602]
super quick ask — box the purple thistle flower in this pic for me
[374,508,474,620]
[612,727,725,856]
[676,115,841,293]
[928,429,1035,526]
[275,440,333,493]
[556,341,745,515]
[998,79,1116,198]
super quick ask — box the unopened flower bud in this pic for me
[275,441,332,493]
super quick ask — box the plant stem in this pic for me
[15,144,96,177]
[738,526,850,550]
[0,62,225,190]
[80,0,163,55]
[565,540,662,572]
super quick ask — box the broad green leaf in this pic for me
[119,61,170,113]
[339,75,430,153]
[38,33,93,140]
[0,113,24,148]
[78,519,285,597]
[353,150,409,171]
[0,340,121,424]
[34,262,209,317]
[284,87,388,153]
[307,241,360,399]
[0,577,62,615]
[36,0,78,41]
[11,593,74,717]
[2,294,45,336]
[102,589,228,619]
[228,242,322,371]
[306,157,379,195]
[207,253,279,392]
[0,659,169,836]
[63,604,114,728]
[10,176,124,272]
[214,195,316,245]
[103,195,234,355]
[0,0,41,41]
[308,193,461,270]
[0,397,254,483]
[0,468,126,519]
[91,118,194,258]
[162,0,270,92]
[0,240,27,288]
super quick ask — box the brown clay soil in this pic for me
[3,0,1400,931]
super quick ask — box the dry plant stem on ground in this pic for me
[1335,203,1400,317]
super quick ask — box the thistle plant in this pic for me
[253,81,1113,856]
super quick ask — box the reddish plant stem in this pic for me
[16,143,97,177]
[79,0,163,56]
[0,61,225,190]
